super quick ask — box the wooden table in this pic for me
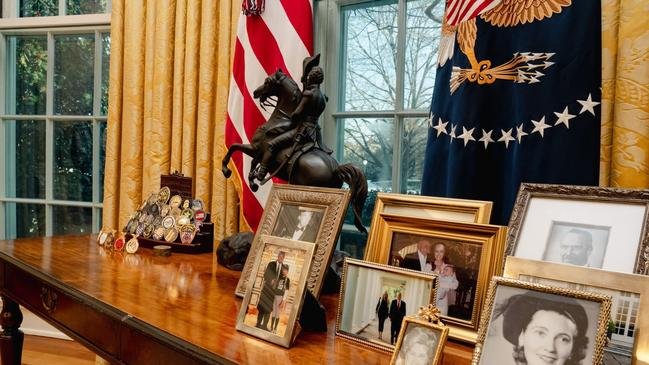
[0,235,474,364]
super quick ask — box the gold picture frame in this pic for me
[336,258,438,352]
[235,184,350,298]
[365,213,507,343]
[364,193,492,262]
[390,316,449,365]
[236,235,315,348]
[504,256,649,365]
[472,277,612,365]
[505,183,649,274]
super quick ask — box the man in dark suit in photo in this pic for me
[273,206,323,243]
[389,292,406,345]
[400,238,432,272]
[256,251,286,331]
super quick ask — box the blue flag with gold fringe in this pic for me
[421,0,601,224]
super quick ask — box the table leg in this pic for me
[0,296,23,365]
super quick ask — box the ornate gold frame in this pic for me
[505,183,649,274]
[335,258,439,353]
[364,193,492,262]
[504,256,649,365]
[235,235,315,348]
[235,184,350,298]
[364,213,507,343]
[390,315,449,365]
[472,277,612,365]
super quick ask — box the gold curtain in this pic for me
[600,0,649,187]
[103,0,246,241]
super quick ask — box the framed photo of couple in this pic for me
[506,183,649,274]
[235,184,350,298]
[336,258,438,352]
[236,235,315,348]
[364,213,507,343]
[473,277,612,365]
[504,257,649,365]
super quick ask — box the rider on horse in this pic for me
[255,60,332,182]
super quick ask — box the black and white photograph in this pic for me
[476,279,611,365]
[336,259,437,351]
[391,318,447,365]
[542,221,610,269]
[271,204,325,243]
[390,232,481,321]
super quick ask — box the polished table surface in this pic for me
[0,235,473,364]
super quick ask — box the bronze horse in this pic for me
[221,69,368,233]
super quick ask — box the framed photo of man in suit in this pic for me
[236,185,350,299]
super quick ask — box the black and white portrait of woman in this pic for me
[394,323,440,365]
[478,285,602,365]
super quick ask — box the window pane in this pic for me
[404,0,444,110]
[53,121,93,201]
[99,121,107,201]
[54,34,95,115]
[5,203,45,239]
[100,33,110,116]
[400,118,428,194]
[52,206,92,235]
[66,0,110,15]
[5,120,46,199]
[20,0,58,17]
[341,1,398,111]
[9,35,47,115]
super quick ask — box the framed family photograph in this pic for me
[506,183,649,274]
[364,193,492,262]
[365,213,507,343]
[504,257,649,365]
[473,277,612,365]
[336,258,438,352]
[390,316,449,365]
[236,235,315,348]
[235,184,350,298]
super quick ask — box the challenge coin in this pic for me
[169,195,182,209]
[162,216,176,230]
[114,236,126,251]
[157,186,171,204]
[164,227,178,243]
[125,237,139,254]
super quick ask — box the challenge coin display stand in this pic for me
[125,172,214,254]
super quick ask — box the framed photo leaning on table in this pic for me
[390,316,449,365]
[364,193,492,262]
[364,213,507,343]
[236,235,315,348]
[235,184,350,298]
[473,277,612,365]
[505,183,649,274]
[336,258,438,352]
[504,256,649,365]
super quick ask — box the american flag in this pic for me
[225,1,313,231]
[445,0,500,26]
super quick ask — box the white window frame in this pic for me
[316,0,432,197]
[0,3,109,240]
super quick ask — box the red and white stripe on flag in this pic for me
[225,1,314,231]
[445,0,500,26]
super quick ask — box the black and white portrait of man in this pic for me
[272,204,324,243]
[542,222,610,269]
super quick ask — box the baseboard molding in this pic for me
[21,307,71,340]
[22,327,71,340]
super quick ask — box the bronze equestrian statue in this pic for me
[221,54,368,233]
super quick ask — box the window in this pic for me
[0,0,110,240]
[316,0,445,257]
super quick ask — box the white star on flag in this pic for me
[498,128,515,148]
[479,129,494,149]
[433,118,448,137]
[449,124,457,142]
[577,94,599,116]
[427,112,435,127]
[554,107,576,128]
[516,123,528,143]
[458,127,475,146]
[531,116,551,137]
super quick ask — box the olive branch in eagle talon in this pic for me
[439,0,571,94]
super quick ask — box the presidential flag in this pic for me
[422,0,601,224]
[225,1,313,230]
